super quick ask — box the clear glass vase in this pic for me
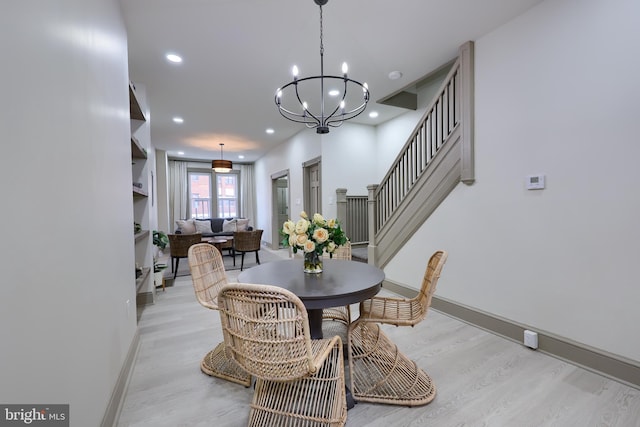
[303,251,323,273]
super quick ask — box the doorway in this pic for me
[271,170,290,249]
[303,157,321,216]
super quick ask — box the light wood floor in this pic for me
[118,250,640,426]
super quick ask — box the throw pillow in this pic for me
[175,219,196,234]
[236,218,250,231]
[222,219,237,232]
[194,219,213,234]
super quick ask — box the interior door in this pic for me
[307,162,321,215]
[271,171,290,249]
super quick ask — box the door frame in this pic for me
[302,156,321,215]
[271,169,290,250]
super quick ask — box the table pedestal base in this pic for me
[307,309,324,339]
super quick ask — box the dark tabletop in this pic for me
[237,259,385,309]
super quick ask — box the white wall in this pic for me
[0,0,138,424]
[255,130,322,244]
[385,0,640,362]
[320,123,378,218]
[255,123,378,245]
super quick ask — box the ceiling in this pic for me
[120,0,543,163]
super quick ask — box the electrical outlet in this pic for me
[126,299,131,319]
[524,330,538,349]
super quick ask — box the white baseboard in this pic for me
[101,330,141,427]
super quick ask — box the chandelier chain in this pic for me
[319,5,324,57]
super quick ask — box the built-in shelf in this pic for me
[134,229,149,243]
[133,187,148,198]
[129,82,146,121]
[135,267,151,292]
[131,136,147,159]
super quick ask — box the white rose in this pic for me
[313,213,325,225]
[296,233,308,246]
[282,220,295,235]
[295,219,309,234]
[313,227,329,243]
[304,240,316,253]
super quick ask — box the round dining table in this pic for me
[237,258,385,339]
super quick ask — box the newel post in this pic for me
[335,188,347,234]
[367,184,378,266]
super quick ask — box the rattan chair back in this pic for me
[232,229,263,252]
[325,241,351,260]
[169,233,202,258]
[416,250,447,320]
[188,243,227,310]
[218,283,317,382]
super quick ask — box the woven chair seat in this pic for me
[359,298,424,326]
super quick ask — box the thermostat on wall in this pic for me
[526,174,545,190]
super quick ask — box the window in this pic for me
[216,173,238,217]
[187,169,240,219]
[188,172,212,219]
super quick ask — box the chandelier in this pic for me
[212,143,232,173]
[275,0,370,134]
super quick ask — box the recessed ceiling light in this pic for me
[166,53,182,63]
[238,155,245,159]
[177,151,185,156]
[172,117,184,123]
[388,70,403,80]
[369,111,379,118]
[328,89,340,97]
[266,128,275,134]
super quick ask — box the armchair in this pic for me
[232,229,263,271]
[168,233,202,279]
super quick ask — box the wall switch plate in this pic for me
[524,330,538,349]
[526,174,545,190]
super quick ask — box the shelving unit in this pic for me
[134,230,149,243]
[135,267,151,293]
[129,81,154,308]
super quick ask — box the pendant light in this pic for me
[212,143,232,173]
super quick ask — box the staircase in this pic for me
[368,42,475,268]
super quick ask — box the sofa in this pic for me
[174,217,251,238]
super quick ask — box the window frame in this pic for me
[187,168,214,219]
[214,170,241,218]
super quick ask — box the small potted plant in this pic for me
[153,230,169,255]
[152,230,170,289]
[153,257,168,289]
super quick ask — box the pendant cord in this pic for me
[319,5,325,121]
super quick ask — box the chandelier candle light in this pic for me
[275,0,370,134]
[281,211,348,274]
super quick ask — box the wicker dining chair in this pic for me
[218,283,347,427]
[347,250,448,406]
[187,243,251,387]
[322,241,353,336]
[232,229,263,271]
[168,233,202,279]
